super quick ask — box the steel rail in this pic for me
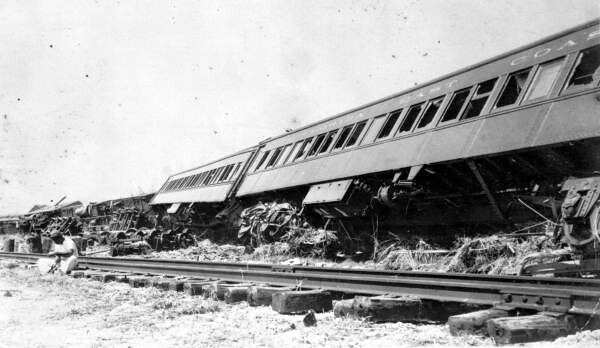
[2,252,599,315]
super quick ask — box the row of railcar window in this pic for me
[251,44,600,173]
[161,162,243,192]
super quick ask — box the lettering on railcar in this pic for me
[511,29,600,66]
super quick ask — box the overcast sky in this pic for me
[0,0,598,214]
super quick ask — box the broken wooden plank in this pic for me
[271,290,332,314]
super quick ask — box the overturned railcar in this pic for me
[153,20,600,258]
[150,147,259,239]
[234,20,600,249]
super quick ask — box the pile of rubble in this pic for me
[143,239,247,262]
[238,202,338,258]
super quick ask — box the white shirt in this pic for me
[52,237,79,257]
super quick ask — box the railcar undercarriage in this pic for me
[242,138,600,274]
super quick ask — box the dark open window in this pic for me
[462,78,497,118]
[417,97,444,129]
[333,125,353,149]
[254,151,271,171]
[377,109,402,139]
[228,163,241,181]
[209,167,223,184]
[276,144,292,165]
[398,103,423,133]
[565,45,600,91]
[318,130,338,154]
[307,133,326,157]
[496,69,531,108]
[293,138,313,161]
[219,165,233,181]
[266,147,283,168]
[440,88,470,123]
[345,121,367,147]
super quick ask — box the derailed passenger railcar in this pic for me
[153,19,600,258]
[150,147,260,239]
[234,20,600,246]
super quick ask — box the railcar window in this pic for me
[294,138,313,161]
[333,125,353,149]
[440,88,470,123]
[307,133,326,157]
[219,165,232,182]
[496,69,531,108]
[189,174,200,187]
[377,110,402,139]
[174,178,184,189]
[344,121,367,147]
[266,147,284,168]
[524,59,564,101]
[363,115,387,143]
[462,78,497,119]
[196,172,207,186]
[417,97,444,129]
[276,144,293,165]
[397,103,423,133]
[565,45,600,91]
[254,150,271,171]
[228,163,241,181]
[318,130,338,154]
[285,141,302,164]
[173,180,182,190]
[203,169,215,185]
[209,167,223,184]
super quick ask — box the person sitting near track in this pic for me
[48,230,78,274]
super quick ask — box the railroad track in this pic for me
[2,251,600,344]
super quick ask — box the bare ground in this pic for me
[1,265,599,348]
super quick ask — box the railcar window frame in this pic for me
[397,102,424,135]
[523,58,565,103]
[209,167,223,185]
[362,114,388,144]
[276,144,293,166]
[377,109,403,140]
[461,78,498,119]
[318,130,338,154]
[285,141,303,164]
[306,133,327,158]
[416,96,445,130]
[293,137,314,162]
[196,172,207,186]
[228,162,241,181]
[344,120,367,148]
[563,44,600,94]
[265,146,284,168]
[332,124,354,151]
[437,87,472,125]
[253,150,271,172]
[494,68,533,110]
